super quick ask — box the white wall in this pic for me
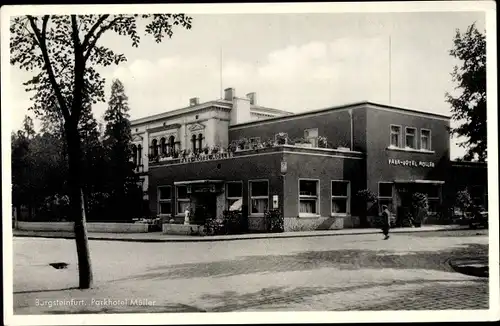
[17,222,150,233]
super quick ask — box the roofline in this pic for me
[130,100,232,126]
[229,101,451,129]
[130,99,292,126]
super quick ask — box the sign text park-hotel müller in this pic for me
[388,158,435,168]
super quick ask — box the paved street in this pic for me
[13,230,490,314]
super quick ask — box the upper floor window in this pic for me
[405,127,417,149]
[304,128,319,147]
[249,180,269,216]
[390,125,401,148]
[299,179,319,216]
[420,129,431,151]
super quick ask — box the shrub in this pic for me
[204,210,247,235]
[455,189,473,216]
[265,209,284,233]
[411,192,428,226]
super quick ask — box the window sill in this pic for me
[298,213,321,219]
[386,147,435,154]
[331,213,349,217]
[249,214,265,218]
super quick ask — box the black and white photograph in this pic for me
[2,2,498,325]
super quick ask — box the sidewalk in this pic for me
[13,224,470,242]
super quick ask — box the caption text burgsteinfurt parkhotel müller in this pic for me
[35,298,157,308]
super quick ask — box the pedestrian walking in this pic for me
[381,205,391,240]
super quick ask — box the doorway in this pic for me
[192,193,217,224]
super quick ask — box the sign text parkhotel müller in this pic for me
[388,158,435,168]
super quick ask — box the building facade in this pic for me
[130,89,488,232]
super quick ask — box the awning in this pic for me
[394,180,445,184]
[174,180,225,185]
[229,198,243,211]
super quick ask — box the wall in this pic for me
[364,107,451,196]
[17,222,150,233]
[282,150,365,230]
[229,108,359,150]
[149,150,284,231]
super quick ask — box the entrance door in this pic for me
[193,193,217,224]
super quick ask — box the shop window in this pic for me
[331,180,350,215]
[304,128,319,147]
[378,182,393,213]
[176,185,190,215]
[299,179,319,216]
[158,186,172,215]
[226,182,243,210]
[405,127,417,149]
[390,125,402,148]
[420,129,431,151]
[249,180,269,216]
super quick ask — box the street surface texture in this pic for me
[13,229,489,314]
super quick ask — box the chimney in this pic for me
[224,88,235,101]
[189,97,199,106]
[246,92,257,105]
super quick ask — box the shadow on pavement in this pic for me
[115,243,488,282]
[199,279,488,312]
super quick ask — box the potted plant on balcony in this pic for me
[211,145,221,154]
[237,138,248,151]
[318,136,329,148]
[275,133,288,145]
[202,145,210,155]
[294,137,313,148]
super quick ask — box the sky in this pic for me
[8,11,486,159]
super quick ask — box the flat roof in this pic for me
[229,101,451,129]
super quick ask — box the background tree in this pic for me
[102,79,141,221]
[446,23,487,162]
[10,14,193,289]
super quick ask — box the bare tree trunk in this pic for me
[66,124,93,289]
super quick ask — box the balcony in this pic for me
[148,136,363,168]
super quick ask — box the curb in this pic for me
[448,257,489,278]
[13,226,472,243]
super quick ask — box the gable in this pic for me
[131,134,143,142]
[189,123,206,132]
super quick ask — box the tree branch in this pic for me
[27,15,70,122]
[71,15,85,124]
[84,16,121,63]
[81,15,109,50]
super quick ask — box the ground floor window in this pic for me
[226,181,243,210]
[299,179,319,216]
[158,186,172,215]
[378,182,394,213]
[470,185,487,207]
[249,180,269,216]
[331,180,350,215]
[176,185,190,215]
